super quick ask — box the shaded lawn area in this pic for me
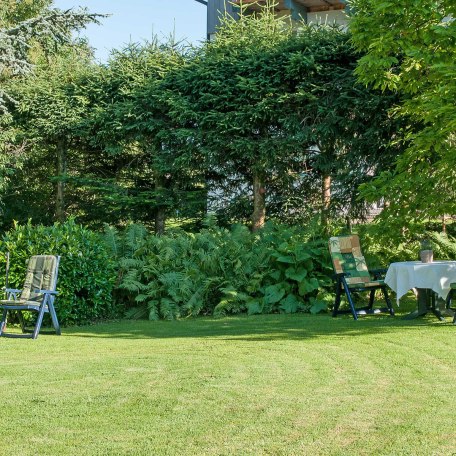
[1,309,455,455]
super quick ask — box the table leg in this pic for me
[403,288,448,321]
[404,288,430,320]
[433,295,455,320]
[403,288,429,319]
[430,293,446,321]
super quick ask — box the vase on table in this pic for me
[420,250,433,263]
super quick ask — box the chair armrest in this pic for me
[4,288,21,300]
[32,289,58,295]
[4,288,22,293]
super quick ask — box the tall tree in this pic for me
[83,41,204,234]
[0,1,103,221]
[166,6,401,230]
[166,7,309,231]
[0,3,103,112]
[350,0,456,225]
[3,47,95,224]
[282,24,402,227]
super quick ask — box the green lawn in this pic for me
[1,311,455,455]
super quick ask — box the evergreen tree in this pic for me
[165,6,401,229]
[0,4,103,112]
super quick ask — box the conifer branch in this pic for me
[0,8,106,112]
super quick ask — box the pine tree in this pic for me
[0,6,104,112]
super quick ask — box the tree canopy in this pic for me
[0,2,103,112]
[0,1,104,221]
[350,0,456,225]
[0,4,405,233]
[166,7,401,229]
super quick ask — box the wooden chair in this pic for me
[329,235,394,320]
[0,255,61,339]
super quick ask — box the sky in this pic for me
[53,0,207,62]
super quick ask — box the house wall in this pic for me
[207,0,239,40]
[207,1,348,40]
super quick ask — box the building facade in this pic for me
[207,0,348,40]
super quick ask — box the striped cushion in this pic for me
[329,235,372,286]
[348,280,384,289]
[20,255,58,303]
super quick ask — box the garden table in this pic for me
[384,261,456,321]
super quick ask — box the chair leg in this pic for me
[368,289,375,309]
[333,283,342,317]
[0,308,7,336]
[17,311,26,333]
[341,280,358,320]
[32,305,46,340]
[48,299,61,335]
[381,287,395,316]
[452,289,456,324]
[448,289,456,324]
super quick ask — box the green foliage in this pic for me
[420,238,433,251]
[0,219,117,325]
[82,40,206,233]
[351,0,456,223]
[356,222,456,268]
[0,3,104,224]
[113,222,334,320]
[0,48,98,228]
[0,4,104,112]
[427,232,456,259]
[2,39,206,232]
[1,5,403,232]
[356,223,418,268]
[165,7,402,227]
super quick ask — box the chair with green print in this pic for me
[0,255,61,339]
[329,235,394,320]
[445,283,456,324]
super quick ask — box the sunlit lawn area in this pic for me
[1,304,455,455]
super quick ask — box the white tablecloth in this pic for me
[385,261,456,303]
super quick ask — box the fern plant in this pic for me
[115,222,334,320]
[427,232,456,259]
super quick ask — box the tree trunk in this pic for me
[155,208,166,236]
[55,139,67,222]
[154,171,166,236]
[251,170,266,232]
[321,174,331,227]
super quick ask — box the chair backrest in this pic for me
[19,255,60,302]
[328,235,371,286]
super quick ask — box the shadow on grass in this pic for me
[62,310,454,341]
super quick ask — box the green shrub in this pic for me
[357,222,456,267]
[107,222,334,320]
[0,219,117,325]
